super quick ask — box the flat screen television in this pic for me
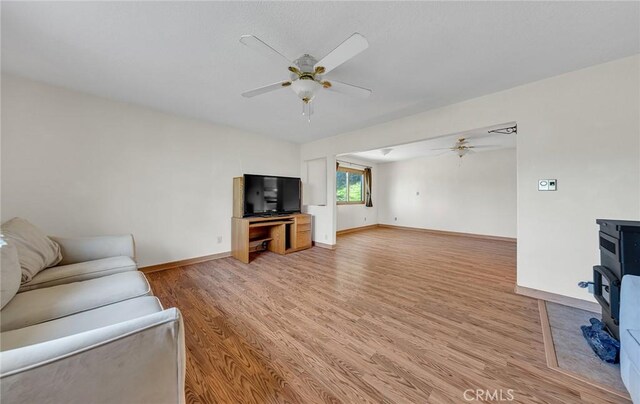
[243,174,301,217]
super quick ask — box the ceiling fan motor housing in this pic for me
[293,54,319,76]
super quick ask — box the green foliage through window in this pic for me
[336,168,364,204]
[336,171,347,202]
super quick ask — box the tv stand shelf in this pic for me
[232,214,312,263]
[248,237,273,253]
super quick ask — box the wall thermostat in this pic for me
[538,179,557,191]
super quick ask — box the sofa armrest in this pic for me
[0,308,185,404]
[621,275,640,337]
[50,234,135,265]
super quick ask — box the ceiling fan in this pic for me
[432,137,496,158]
[240,33,372,122]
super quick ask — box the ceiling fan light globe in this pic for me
[291,79,321,102]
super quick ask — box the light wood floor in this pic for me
[147,228,627,403]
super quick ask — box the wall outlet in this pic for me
[416,191,420,196]
[217,236,223,244]
[364,217,367,222]
[394,217,398,221]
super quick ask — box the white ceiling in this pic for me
[2,2,639,143]
[341,123,517,163]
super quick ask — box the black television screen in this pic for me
[243,174,301,217]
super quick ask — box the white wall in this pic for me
[1,74,300,267]
[300,55,640,302]
[336,157,378,232]
[378,148,516,238]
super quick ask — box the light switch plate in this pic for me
[538,180,548,191]
[538,179,557,191]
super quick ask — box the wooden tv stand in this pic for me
[231,214,312,263]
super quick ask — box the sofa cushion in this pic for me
[626,329,640,366]
[1,218,62,283]
[18,256,138,292]
[0,242,21,309]
[621,345,640,404]
[0,271,152,332]
[0,296,163,351]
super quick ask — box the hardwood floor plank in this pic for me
[147,227,627,403]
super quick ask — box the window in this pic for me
[336,167,364,204]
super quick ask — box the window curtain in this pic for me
[363,167,373,207]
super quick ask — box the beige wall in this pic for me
[1,74,301,267]
[378,148,516,238]
[300,55,640,302]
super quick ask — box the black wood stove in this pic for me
[593,219,640,339]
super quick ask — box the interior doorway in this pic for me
[335,122,517,240]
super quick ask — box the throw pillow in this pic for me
[1,218,62,283]
[0,241,21,308]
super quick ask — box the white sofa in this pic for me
[620,274,640,404]
[0,232,185,404]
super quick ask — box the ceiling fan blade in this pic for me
[314,33,368,74]
[241,81,291,98]
[325,80,371,98]
[240,35,292,69]
[468,145,499,149]
[430,147,455,151]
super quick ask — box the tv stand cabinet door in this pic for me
[268,224,286,255]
